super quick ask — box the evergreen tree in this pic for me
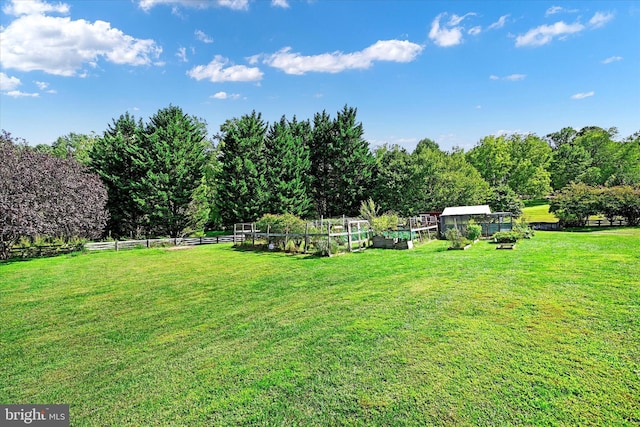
[216,111,268,227]
[309,110,335,218]
[331,105,375,217]
[137,105,209,237]
[309,106,375,218]
[89,113,146,239]
[263,116,313,217]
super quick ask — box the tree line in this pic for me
[2,104,638,257]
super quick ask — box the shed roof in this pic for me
[441,205,491,216]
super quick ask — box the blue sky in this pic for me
[1,0,638,151]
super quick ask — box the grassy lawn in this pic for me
[522,203,557,223]
[1,230,639,426]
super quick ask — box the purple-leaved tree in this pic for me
[0,131,108,260]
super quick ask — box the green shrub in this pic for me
[492,231,520,243]
[446,227,471,248]
[466,223,482,241]
[512,221,534,239]
[256,213,306,251]
[371,212,399,236]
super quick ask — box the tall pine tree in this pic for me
[136,105,209,237]
[309,106,374,218]
[263,116,313,217]
[216,111,268,227]
[89,112,146,239]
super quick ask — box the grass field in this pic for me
[1,230,639,426]
[522,202,557,223]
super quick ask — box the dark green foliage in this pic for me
[372,144,420,216]
[413,143,489,212]
[550,183,640,227]
[90,108,209,238]
[549,142,592,190]
[90,112,146,239]
[216,111,268,227]
[547,126,639,190]
[492,231,520,243]
[263,116,313,218]
[373,141,489,215]
[549,182,600,227]
[309,110,334,218]
[597,185,640,226]
[309,106,375,218]
[486,185,524,217]
[136,105,209,237]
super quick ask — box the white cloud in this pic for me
[545,6,578,16]
[6,90,39,97]
[515,21,584,47]
[429,12,469,47]
[545,6,564,16]
[271,0,289,8]
[448,13,475,26]
[0,72,22,91]
[602,56,623,64]
[218,0,249,10]
[571,91,594,99]
[258,39,423,75]
[488,14,509,30]
[589,11,614,29]
[176,47,188,62]
[188,55,263,82]
[34,81,48,90]
[211,91,240,100]
[0,5,163,76]
[195,29,214,44]
[490,74,526,81]
[504,74,526,81]
[468,26,482,36]
[138,0,249,12]
[2,0,69,16]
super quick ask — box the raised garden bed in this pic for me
[448,244,472,250]
[496,243,516,250]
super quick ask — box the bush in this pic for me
[371,212,399,236]
[446,227,471,248]
[256,213,306,251]
[466,223,482,241]
[512,221,534,239]
[492,231,520,243]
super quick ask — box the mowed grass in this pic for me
[522,203,557,223]
[1,230,639,426]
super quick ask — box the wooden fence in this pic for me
[530,218,628,230]
[9,243,84,258]
[83,235,240,252]
[235,220,372,257]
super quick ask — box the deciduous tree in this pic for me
[1,131,108,259]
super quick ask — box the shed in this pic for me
[440,205,512,237]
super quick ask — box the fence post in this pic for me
[326,223,331,257]
[267,225,270,247]
[115,240,118,251]
[304,223,309,254]
[347,222,352,252]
